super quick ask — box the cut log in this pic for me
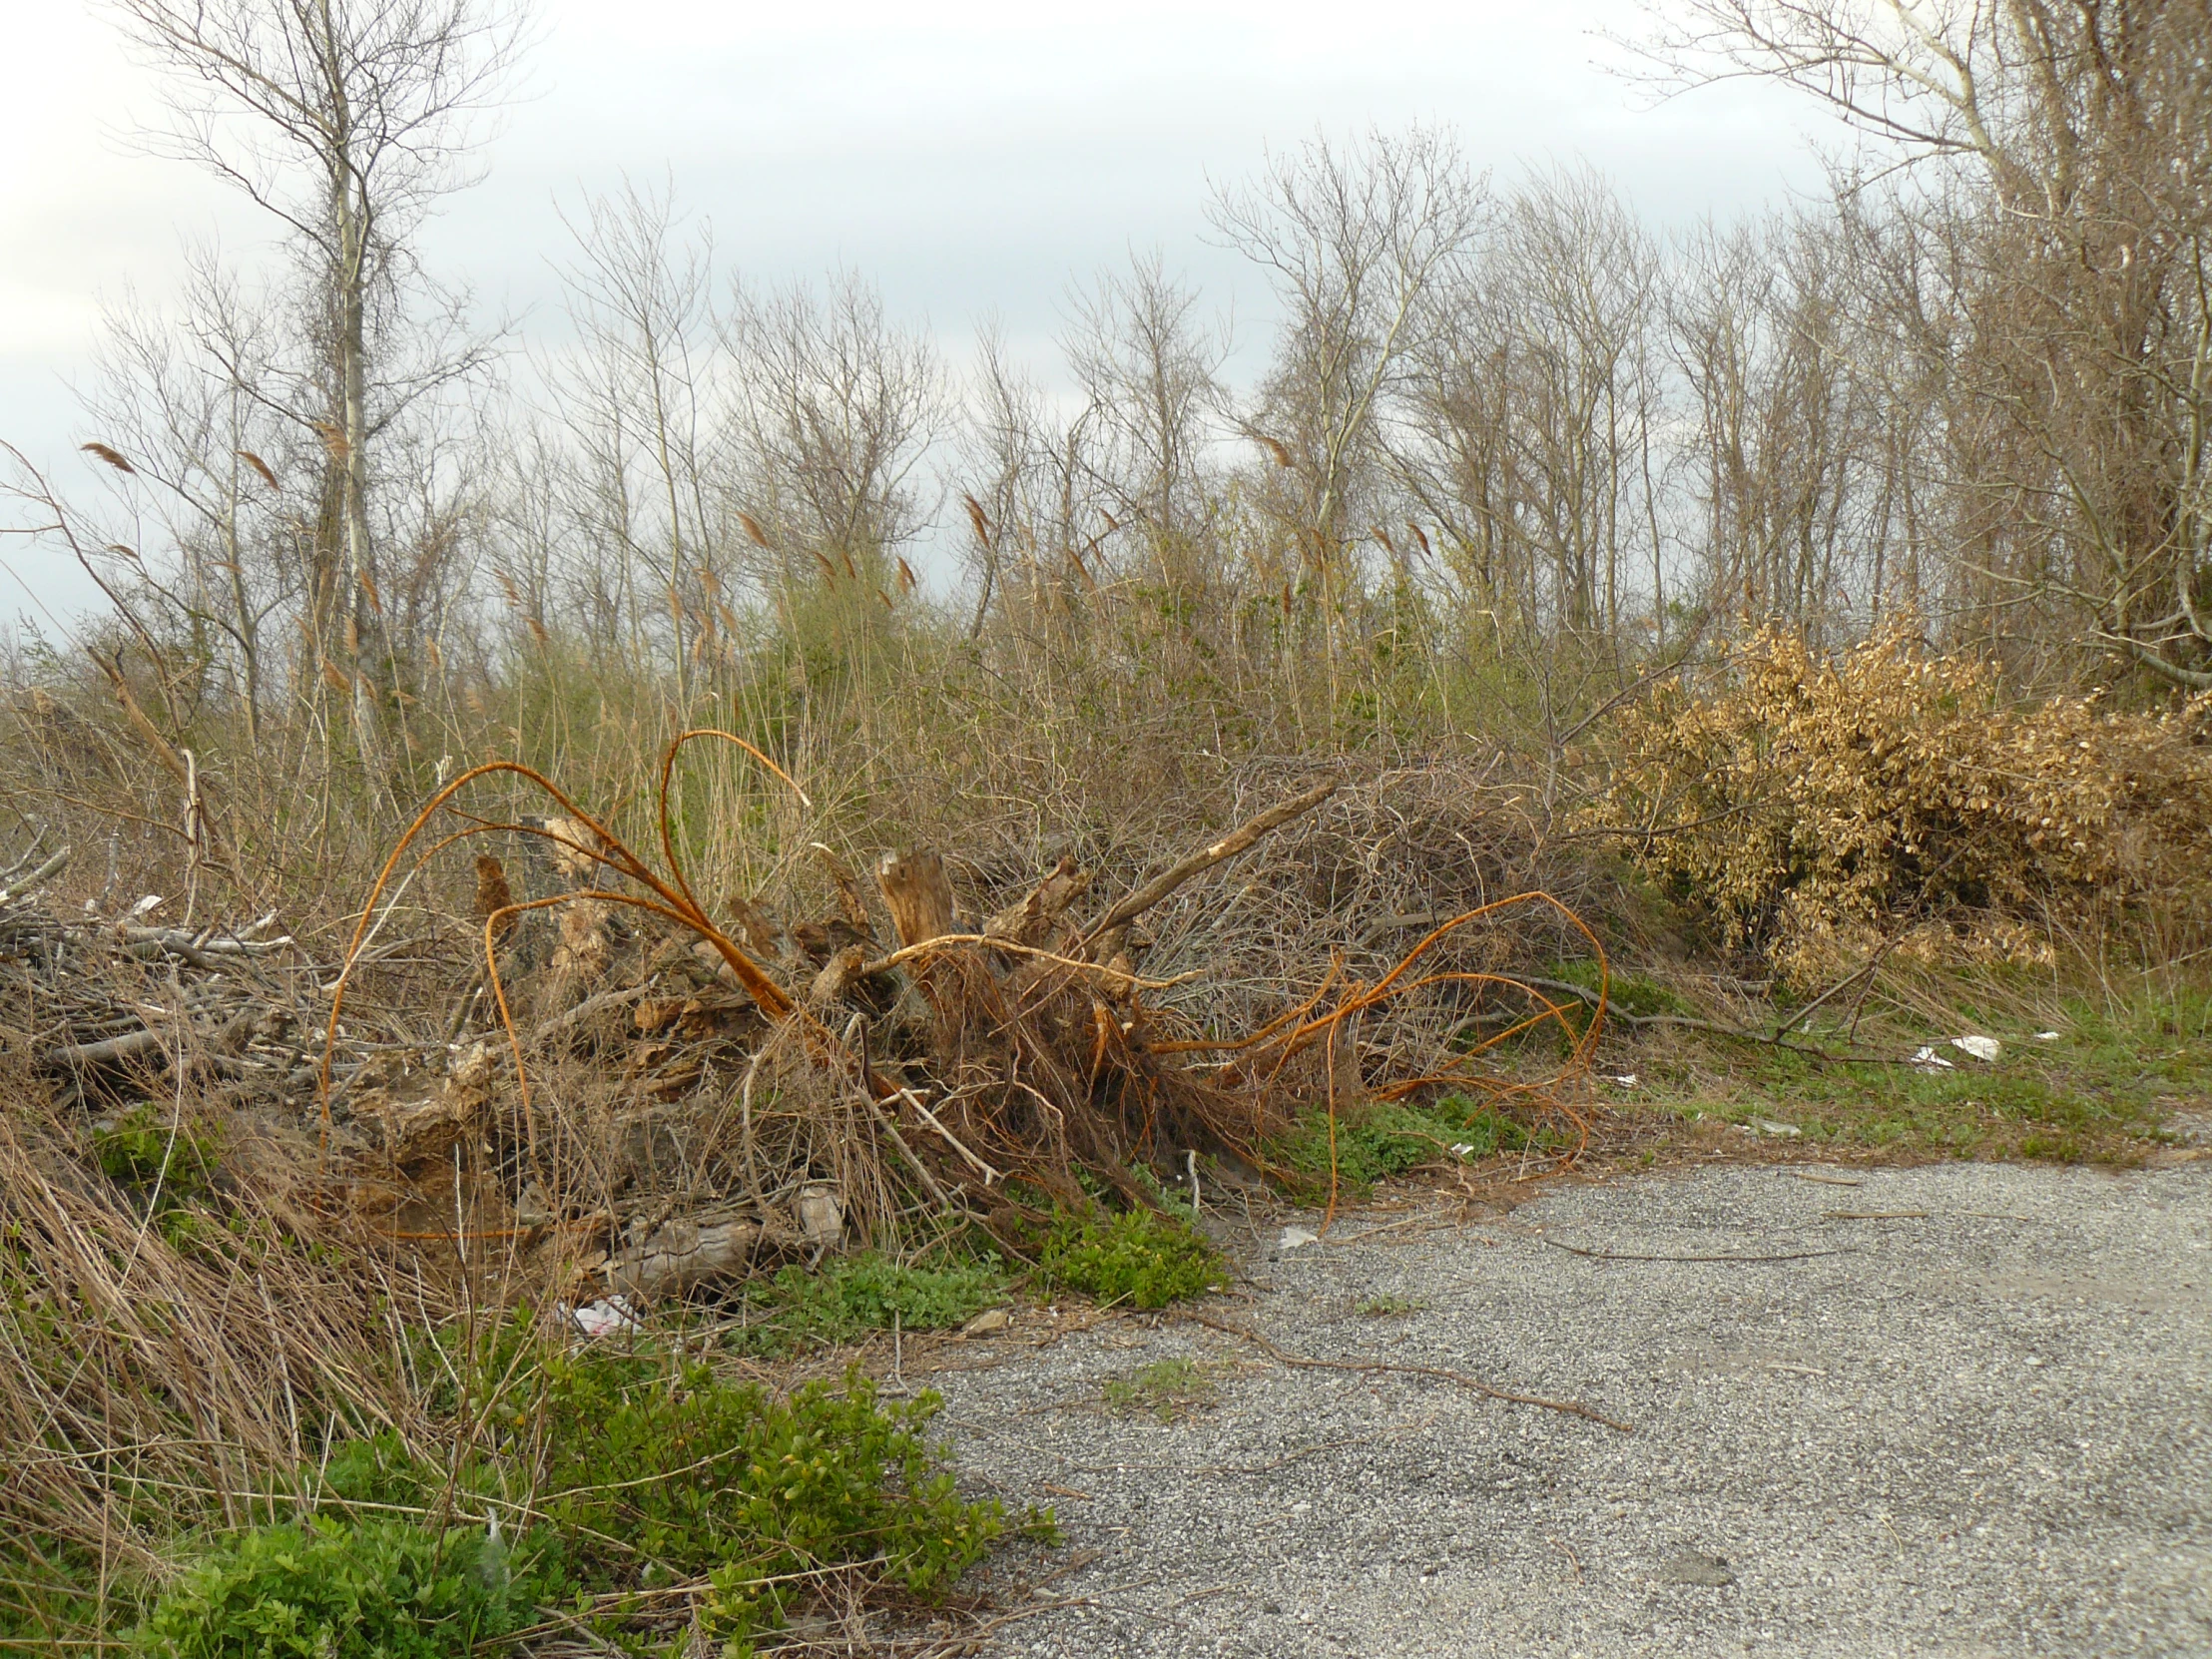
[876,850,956,947]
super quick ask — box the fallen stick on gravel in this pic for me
[1185,1313,1634,1434]
[1822,1210,1930,1221]
[1538,1237,1847,1264]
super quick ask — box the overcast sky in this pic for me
[0,0,1826,622]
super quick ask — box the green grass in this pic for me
[725,1251,1008,1356]
[1632,986,2211,1162]
[1545,959,1691,1020]
[1266,1095,1565,1197]
[1099,1359,1223,1424]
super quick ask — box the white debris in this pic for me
[1950,1035,2001,1062]
[2035,1031,2062,1042]
[1449,1142,1477,1159]
[1608,1074,1640,1089]
[1750,1117,1802,1137]
[566,1296,640,1338]
[961,1308,1011,1336]
[1279,1226,1320,1251]
[130,893,165,916]
[1911,1046,1956,1070]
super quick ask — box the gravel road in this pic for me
[922,1156,2212,1658]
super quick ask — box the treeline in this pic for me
[4,0,2210,863]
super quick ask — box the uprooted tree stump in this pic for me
[321,743,1605,1302]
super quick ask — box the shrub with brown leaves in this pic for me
[1587,625,2212,981]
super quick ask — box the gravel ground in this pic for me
[922,1157,2212,1658]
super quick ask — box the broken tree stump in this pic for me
[876,850,956,947]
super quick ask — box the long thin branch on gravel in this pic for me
[1537,1238,1848,1264]
[1184,1314,1634,1433]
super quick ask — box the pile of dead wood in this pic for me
[0,748,1599,1309]
[0,838,341,1106]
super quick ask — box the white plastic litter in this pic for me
[1950,1035,2001,1062]
[2035,1031,2062,1041]
[567,1296,640,1338]
[1911,1046,1956,1070]
[1751,1117,1802,1137]
[1608,1074,1640,1089]
[1449,1142,1477,1159]
[1279,1226,1320,1251]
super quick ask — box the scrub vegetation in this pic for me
[1,0,2208,1649]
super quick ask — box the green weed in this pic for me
[726,1252,1008,1356]
[129,1518,543,1659]
[1267,1096,1559,1197]
[1100,1359,1222,1423]
[1355,1294,1426,1317]
[1035,1209,1225,1310]
[133,1332,1032,1658]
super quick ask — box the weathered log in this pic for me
[811,843,877,937]
[984,856,1091,947]
[808,943,868,1006]
[604,1209,773,1297]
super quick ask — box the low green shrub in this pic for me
[139,1334,1034,1658]
[728,1251,1007,1355]
[1268,1094,1559,1195]
[130,1517,542,1659]
[531,1354,1008,1597]
[1035,1208,1225,1309]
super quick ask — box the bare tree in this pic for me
[1669,209,1881,636]
[1060,251,1231,589]
[1395,169,1665,650]
[724,272,946,606]
[553,181,728,703]
[1211,127,1489,589]
[1640,0,2212,686]
[111,0,533,747]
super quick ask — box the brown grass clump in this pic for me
[1588,624,2212,983]
[0,1067,424,1581]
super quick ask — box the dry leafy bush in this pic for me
[1590,625,2212,982]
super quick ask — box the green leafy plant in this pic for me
[728,1251,1007,1355]
[130,1518,543,1659]
[1355,1294,1425,1317]
[1267,1095,1559,1196]
[91,1107,226,1252]
[149,1331,1034,1658]
[1035,1208,1225,1309]
[531,1354,1004,1587]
